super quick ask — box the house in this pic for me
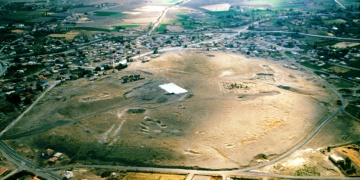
[54,152,63,159]
[48,157,58,163]
[329,154,345,164]
[32,176,41,180]
[64,171,74,179]
[13,23,25,29]
[0,167,10,177]
[42,148,54,158]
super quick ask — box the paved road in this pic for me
[148,0,191,35]
[0,60,7,77]
[0,141,61,180]
[0,81,62,179]
[47,164,357,180]
[246,30,360,41]
[334,0,346,9]
[328,62,360,71]
[68,65,96,70]
[0,46,6,53]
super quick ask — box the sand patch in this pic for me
[334,42,360,48]
[201,3,231,11]
[11,29,26,33]
[123,11,141,15]
[166,25,184,32]
[122,18,156,24]
[135,6,166,12]
[328,66,350,73]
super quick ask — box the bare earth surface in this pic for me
[4,51,337,169]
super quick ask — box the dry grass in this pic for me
[334,42,360,48]
[122,172,186,180]
[328,66,350,73]
[11,29,26,33]
[336,146,360,167]
[48,31,80,40]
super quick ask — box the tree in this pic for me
[345,157,352,168]
[104,65,112,70]
[24,97,32,105]
[248,24,255,30]
[14,57,20,63]
[6,93,21,104]
[94,67,101,71]
[116,64,127,70]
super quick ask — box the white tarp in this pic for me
[159,83,188,94]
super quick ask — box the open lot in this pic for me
[122,172,186,180]
[3,50,337,169]
[262,111,360,176]
[49,31,80,40]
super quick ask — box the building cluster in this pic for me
[41,148,65,164]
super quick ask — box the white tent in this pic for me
[159,83,188,94]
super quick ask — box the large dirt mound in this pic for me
[4,51,337,169]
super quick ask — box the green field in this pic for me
[172,14,201,29]
[93,11,125,17]
[246,0,299,8]
[301,62,331,70]
[3,9,49,21]
[114,24,140,29]
[67,27,111,32]
[156,24,167,33]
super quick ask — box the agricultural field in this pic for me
[158,7,213,31]
[93,11,125,17]
[49,31,80,40]
[1,8,49,21]
[122,172,186,180]
[113,24,141,30]
[156,24,168,33]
